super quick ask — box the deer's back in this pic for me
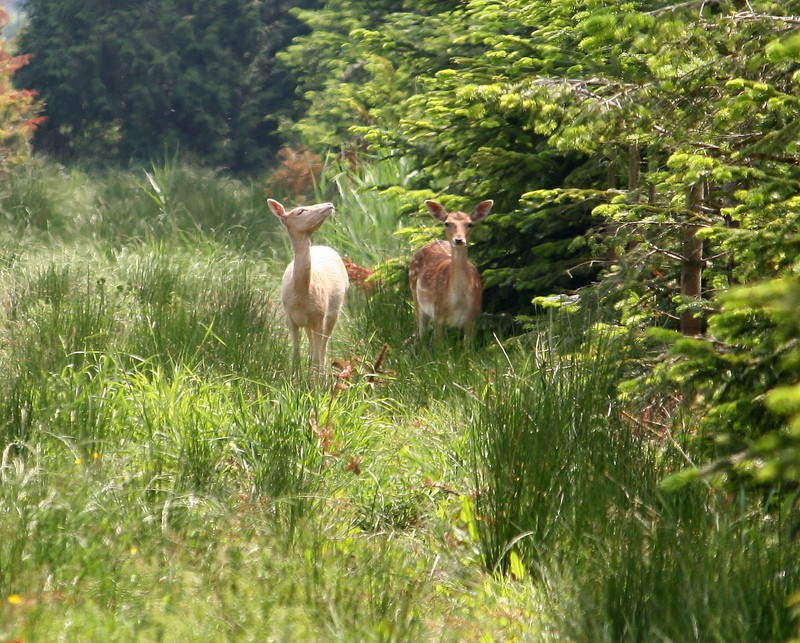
[409,241,451,290]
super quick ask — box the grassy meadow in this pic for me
[0,158,798,642]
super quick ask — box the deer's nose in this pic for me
[453,237,467,246]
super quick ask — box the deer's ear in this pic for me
[267,198,286,218]
[470,200,494,223]
[425,200,448,222]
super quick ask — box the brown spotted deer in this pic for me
[408,199,493,343]
[268,198,349,376]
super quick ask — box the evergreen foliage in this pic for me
[282,0,800,492]
[658,275,800,498]
[15,0,320,172]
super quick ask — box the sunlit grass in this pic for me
[0,157,797,641]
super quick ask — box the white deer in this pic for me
[268,198,349,375]
[408,199,493,342]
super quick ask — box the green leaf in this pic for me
[765,384,800,416]
[509,550,527,581]
[660,467,700,492]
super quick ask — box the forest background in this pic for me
[0,0,800,640]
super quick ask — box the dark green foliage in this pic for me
[281,0,466,149]
[657,276,800,494]
[16,0,321,172]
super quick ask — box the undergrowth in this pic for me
[0,159,796,642]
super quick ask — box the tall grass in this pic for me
[0,157,279,250]
[312,156,420,269]
[468,311,800,641]
[555,494,800,642]
[0,157,797,641]
[469,318,649,572]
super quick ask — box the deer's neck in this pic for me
[447,247,471,294]
[289,236,313,296]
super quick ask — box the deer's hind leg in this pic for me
[411,284,430,338]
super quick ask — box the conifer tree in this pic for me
[283,0,603,311]
[16,0,319,172]
[284,0,800,488]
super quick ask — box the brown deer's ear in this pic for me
[424,200,448,222]
[267,198,286,218]
[470,200,494,223]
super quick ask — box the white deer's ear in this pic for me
[470,200,494,223]
[424,200,448,222]
[267,198,286,218]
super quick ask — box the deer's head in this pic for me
[268,198,335,235]
[424,200,493,249]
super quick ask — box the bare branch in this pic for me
[646,243,688,263]
[529,78,643,110]
[652,125,720,151]
[565,259,614,278]
[648,0,714,16]
[732,11,800,26]
[651,125,800,164]
[647,2,800,25]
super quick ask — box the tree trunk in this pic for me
[606,148,618,190]
[628,143,640,202]
[681,182,704,336]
